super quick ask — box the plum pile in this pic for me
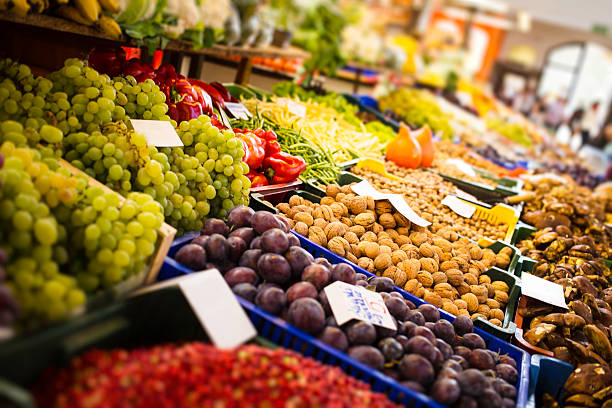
[173,207,520,407]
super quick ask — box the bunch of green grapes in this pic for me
[0,58,168,140]
[378,88,454,139]
[0,121,163,324]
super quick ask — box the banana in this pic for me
[0,0,30,16]
[73,0,100,23]
[56,4,95,25]
[27,0,50,13]
[98,14,121,39]
[98,0,118,13]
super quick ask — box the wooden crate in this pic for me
[58,158,177,284]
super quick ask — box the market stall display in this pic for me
[3,3,612,407]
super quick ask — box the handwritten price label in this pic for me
[324,281,396,330]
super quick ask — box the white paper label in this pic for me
[218,108,233,130]
[277,98,307,118]
[324,281,397,330]
[350,180,431,227]
[201,92,213,111]
[446,158,477,177]
[178,270,257,348]
[388,195,431,227]
[130,119,183,147]
[441,195,476,218]
[521,272,568,309]
[225,102,252,120]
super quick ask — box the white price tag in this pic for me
[441,195,476,218]
[225,102,252,120]
[521,272,568,309]
[446,158,477,177]
[350,180,390,200]
[388,195,431,227]
[130,119,183,147]
[324,281,397,330]
[350,181,431,227]
[178,270,257,348]
[277,98,306,118]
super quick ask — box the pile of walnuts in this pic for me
[277,184,513,327]
[351,164,508,242]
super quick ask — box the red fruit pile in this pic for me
[33,343,400,408]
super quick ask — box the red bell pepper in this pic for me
[255,129,281,156]
[237,132,266,170]
[176,100,203,122]
[188,79,226,109]
[247,170,268,187]
[88,47,126,77]
[209,82,232,102]
[262,152,306,184]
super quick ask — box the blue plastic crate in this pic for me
[161,234,530,407]
[529,354,573,407]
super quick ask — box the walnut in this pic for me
[457,309,470,317]
[289,195,305,207]
[366,196,375,211]
[393,212,410,227]
[383,266,408,287]
[445,269,464,286]
[385,229,400,242]
[454,299,467,310]
[430,271,447,286]
[439,253,452,262]
[477,304,491,317]
[494,290,509,304]
[461,293,479,312]
[492,281,509,293]
[397,259,420,280]
[348,225,366,237]
[375,201,393,215]
[325,222,348,239]
[495,254,511,269]
[490,308,504,321]
[348,196,367,214]
[330,203,345,219]
[423,290,444,308]
[486,299,501,310]
[417,270,434,287]
[335,192,346,203]
[378,238,396,248]
[295,204,312,215]
[397,227,410,236]
[294,212,314,226]
[479,275,491,284]
[470,285,488,303]
[379,245,392,255]
[374,253,392,270]
[308,226,327,246]
[343,231,359,245]
[340,194,354,209]
[378,213,396,229]
[410,232,429,247]
[489,318,502,327]
[354,213,376,228]
[471,313,485,320]
[358,257,374,272]
[434,283,454,299]
[469,246,483,261]
[358,241,379,258]
[464,273,478,286]
[457,282,471,296]
[328,236,347,257]
[472,260,487,274]
[320,196,335,206]
[326,184,341,198]
[340,217,353,227]
[440,260,459,272]
[419,243,435,258]
[396,235,411,246]
[318,205,335,221]
[420,258,439,274]
[277,202,290,214]
[313,218,328,229]
[482,248,496,263]
[371,223,384,234]
[483,283,495,298]
[350,244,361,258]
[404,279,421,294]
[432,237,452,253]
[401,244,420,259]
[391,250,408,264]
[294,221,309,236]
[442,301,459,316]
[453,256,469,273]
[346,253,358,264]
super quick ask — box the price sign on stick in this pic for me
[521,272,568,309]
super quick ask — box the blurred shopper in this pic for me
[581,101,601,145]
[545,97,566,130]
[512,87,535,116]
[529,98,546,127]
[602,124,612,157]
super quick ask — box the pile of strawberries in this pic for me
[33,343,399,407]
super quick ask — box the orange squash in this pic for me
[386,123,422,169]
[413,125,434,167]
